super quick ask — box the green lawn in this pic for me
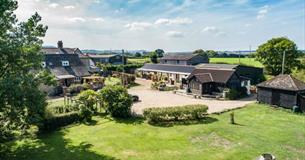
[210,58,263,68]
[5,103,305,160]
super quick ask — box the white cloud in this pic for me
[49,3,59,8]
[91,17,105,22]
[257,5,269,20]
[66,17,87,23]
[202,26,226,37]
[201,26,219,33]
[166,31,184,38]
[64,5,75,9]
[155,17,192,25]
[245,23,252,27]
[125,22,152,31]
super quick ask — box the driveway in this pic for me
[129,78,256,115]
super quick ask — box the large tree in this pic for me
[193,49,208,58]
[0,0,49,142]
[256,37,302,75]
[155,49,164,58]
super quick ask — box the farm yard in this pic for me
[4,104,305,160]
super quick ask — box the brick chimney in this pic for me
[57,40,63,49]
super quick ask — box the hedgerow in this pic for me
[143,104,208,123]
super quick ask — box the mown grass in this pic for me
[210,58,263,68]
[4,103,305,160]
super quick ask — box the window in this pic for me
[75,77,81,82]
[62,61,69,66]
[41,62,46,68]
[177,60,180,64]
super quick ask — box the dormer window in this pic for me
[62,61,69,66]
[41,62,46,68]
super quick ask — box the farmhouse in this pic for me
[187,68,250,97]
[42,41,90,86]
[257,74,305,111]
[196,64,263,84]
[160,53,209,65]
[137,64,195,85]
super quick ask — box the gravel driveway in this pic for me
[129,78,256,115]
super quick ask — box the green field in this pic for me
[5,104,305,160]
[210,58,263,68]
[128,57,263,68]
[128,57,151,64]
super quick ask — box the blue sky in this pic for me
[16,0,304,51]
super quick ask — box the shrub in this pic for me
[227,87,247,100]
[47,104,79,115]
[76,90,100,121]
[42,112,80,131]
[99,85,132,118]
[143,104,208,123]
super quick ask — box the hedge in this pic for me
[42,112,80,131]
[143,104,208,123]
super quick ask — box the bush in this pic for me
[42,112,80,131]
[47,104,79,115]
[76,90,100,121]
[99,85,132,118]
[227,87,247,100]
[143,104,208,123]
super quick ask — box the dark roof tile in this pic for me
[257,74,305,91]
[138,64,195,74]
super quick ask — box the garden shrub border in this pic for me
[143,104,208,123]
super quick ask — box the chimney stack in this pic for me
[57,41,63,49]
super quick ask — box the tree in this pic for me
[135,52,142,57]
[155,49,164,58]
[150,51,158,63]
[256,37,302,75]
[99,85,132,118]
[206,50,217,57]
[193,49,208,58]
[0,0,49,141]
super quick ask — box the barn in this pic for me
[257,74,305,112]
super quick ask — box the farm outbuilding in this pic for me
[257,74,305,112]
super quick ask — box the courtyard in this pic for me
[129,79,256,115]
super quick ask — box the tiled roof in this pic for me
[196,64,238,70]
[87,54,118,58]
[44,54,83,67]
[257,74,305,91]
[42,47,79,54]
[188,68,235,84]
[138,64,195,74]
[161,53,197,61]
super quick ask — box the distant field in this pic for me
[128,57,264,68]
[128,57,151,64]
[210,58,263,68]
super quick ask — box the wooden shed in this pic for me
[257,74,305,112]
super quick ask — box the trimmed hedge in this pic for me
[42,112,80,131]
[143,104,208,123]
